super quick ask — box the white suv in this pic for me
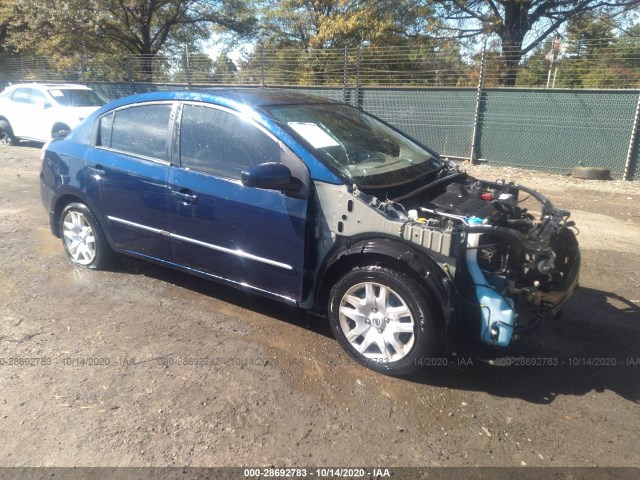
[0,83,105,145]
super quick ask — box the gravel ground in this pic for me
[0,144,639,468]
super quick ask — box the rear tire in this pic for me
[60,202,113,270]
[0,120,16,146]
[328,265,442,375]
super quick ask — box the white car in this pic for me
[0,83,105,145]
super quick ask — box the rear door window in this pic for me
[11,88,31,103]
[108,104,172,161]
[97,112,114,147]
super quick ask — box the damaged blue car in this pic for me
[40,90,580,375]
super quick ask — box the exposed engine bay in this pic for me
[351,161,581,348]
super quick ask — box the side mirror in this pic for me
[241,162,301,192]
[44,102,52,109]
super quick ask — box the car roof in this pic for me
[4,83,92,90]
[106,88,340,111]
[196,88,339,107]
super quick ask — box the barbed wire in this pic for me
[0,38,638,88]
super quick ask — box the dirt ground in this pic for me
[0,143,639,468]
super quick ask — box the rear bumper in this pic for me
[40,177,58,237]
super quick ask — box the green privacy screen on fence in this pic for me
[476,89,639,179]
[358,88,477,160]
[62,83,640,180]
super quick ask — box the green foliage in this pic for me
[515,40,555,88]
[433,0,640,86]
[0,0,16,53]
[0,0,637,88]
[256,0,438,49]
[4,0,255,80]
[212,52,238,83]
[550,14,639,89]
[233,0,459,87]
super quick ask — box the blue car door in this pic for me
[168,103,310,302]
[84,102,175,260]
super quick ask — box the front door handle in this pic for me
[171,189,198,205]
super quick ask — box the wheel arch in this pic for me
[315,237,451,322]
[51,190,105,239]
[51,122,71,136]
[0,117,14,136]
[53,194,84,237]
[58,200,115,269]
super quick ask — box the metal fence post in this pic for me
[126,57,133,83]
[79,53,85,82]
[623,92,640,181]
[342,46,349,104]
[259,46,266,88]
[355,46,362,110]
[184,45,192,87]
[470,39,487,164]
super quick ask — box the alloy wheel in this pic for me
[62,210,97,265]
[338,281,416,362]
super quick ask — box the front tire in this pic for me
[51,123,71,138]
[0,120,16,146]
[328,265,442,375]
[60,203,113,269]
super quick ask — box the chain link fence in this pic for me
[1,39,639,179]
[1,38,638,88]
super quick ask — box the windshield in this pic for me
[47,88,105,107]
[265,104,442,187]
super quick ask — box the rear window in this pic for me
[48,89,104,107]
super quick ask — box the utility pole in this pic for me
[546,35,560,88]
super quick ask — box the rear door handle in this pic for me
[171,189,198,205]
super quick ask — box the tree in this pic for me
[212,52,238,83]
[0,0,18,53]
[7,0,256,81]
[514,40,554,87]
[433,0,640,86]
[240,0,452,86]
[257,0,437,50]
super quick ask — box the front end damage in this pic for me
[395,169,581,348]
[463,187,580,346]
[313,163,580,350]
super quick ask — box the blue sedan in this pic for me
[40,89,580,374]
